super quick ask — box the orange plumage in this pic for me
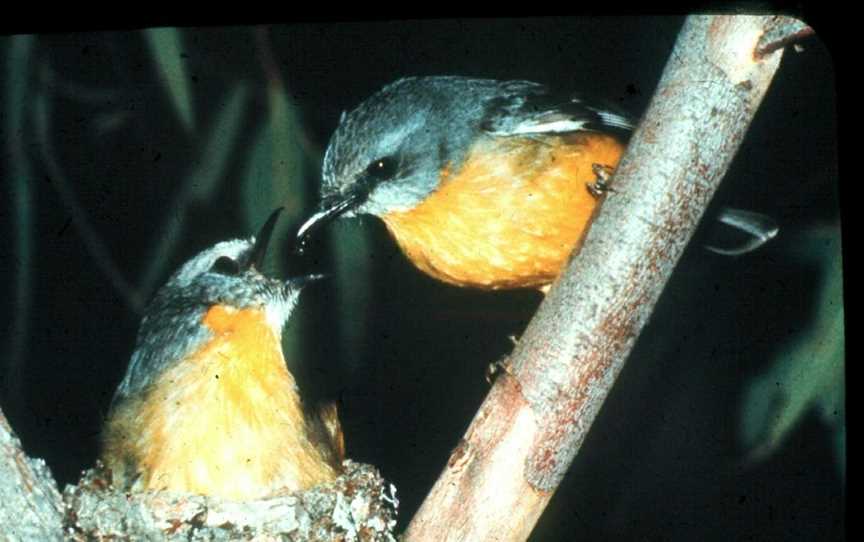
[381,132,625,290]
[101,305,340,500]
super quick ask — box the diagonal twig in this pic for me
[33,89,146,313]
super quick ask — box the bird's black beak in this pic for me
[294,194,363,255]
[248,207,284,271]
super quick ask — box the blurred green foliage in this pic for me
[4,35,35,404]
[144,28,196,134]
[33,83,145,311]
[2,26,372,401]
[329,219,374,370]
[242,75,310,367]
[141,27,374,377]
[140,83,249,296]
[0,21,842,541]
[740,225,844,480]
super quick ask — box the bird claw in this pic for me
[587,163,616,198]
[485,356,514,385]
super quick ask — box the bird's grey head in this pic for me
[321,77,501,217]
[294,77,504,251]
[156,238,301,330]
[147,209,313,334]
[115,209,320,402]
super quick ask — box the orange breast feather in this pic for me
[382,133,625,289]
[103,305,338,500]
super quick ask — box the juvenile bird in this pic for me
[101,209,343,500]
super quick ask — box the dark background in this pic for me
[1,18,843,540]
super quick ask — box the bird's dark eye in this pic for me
[210,256,241,276]
[365,156,398,180]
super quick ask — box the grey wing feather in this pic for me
[479,81,777,257]
[482,83,635,137]
[706,208,780,256]
[480,82,777,256]
[110,302,211,408]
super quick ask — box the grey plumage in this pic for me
[111,237,302,407]
[321,76,633,217]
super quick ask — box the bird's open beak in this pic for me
[249,207,284,271]
[294,194,363,254]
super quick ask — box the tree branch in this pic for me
[0,410,64,540]
[404,15,796,541]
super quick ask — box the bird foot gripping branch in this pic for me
[588,163,618,198]
[295,76,777,293]
[485,333,522,385]
[485,357,516,386]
